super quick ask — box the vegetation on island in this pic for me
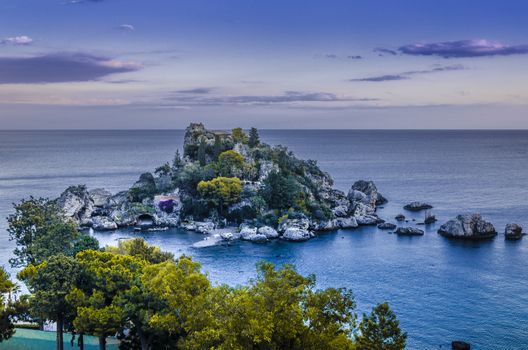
[2,195,406,350]
[155,123,339,227]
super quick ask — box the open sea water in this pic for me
[0,130,527,349]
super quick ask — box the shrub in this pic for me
[197,177,242,210]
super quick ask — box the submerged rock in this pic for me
[403,201,433,211]
[377,222,397,230]
[452,341,471,350]
[395,227,424,236]
[438,214,496,240]
[505,223,523,240]
[281,227,314,242]
[395,214,406,222]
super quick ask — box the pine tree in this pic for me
[197,140,207,166]
[248,127,260,148]
[356,302,407,350]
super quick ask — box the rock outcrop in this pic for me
[438,214,496,240]
[395,227,424,236]
[505,223,523,240]
[403,201,433,211]
[377,222,396,230]
[282,227,314,241]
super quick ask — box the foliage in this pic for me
[105,238,174,264]
[7,198,93,267]
[172,149,184,170]
[128,173,158,203]
[182,262,356,350]
[197,177,242,209]
[175,162,216,195]
[155,162,172,176]
[0,267,18,343]
[260,171,301,211]
[18,254,81,350]
[248,127,260,148]
[232,128,249,144]
[218,150,246,177]
[355,302,407,350]
[197,140,207,166]
[67,250,146,349]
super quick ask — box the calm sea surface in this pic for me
[1,130,527,349]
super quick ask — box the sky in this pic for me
[0,0,527,129]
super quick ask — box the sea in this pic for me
[0,130,527,350]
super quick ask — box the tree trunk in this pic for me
[56,316,64,350]
[98,335,106,350]
[78,333,84,350]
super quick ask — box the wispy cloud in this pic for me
[373,48,397,56]
[350,64,466,82]
[399,39,528,58]
[1,36,33,46]
[164,90,378,106]
[0,52,142,84]
[117,24,135,32]
[175,87,214,94]
[322,54,363,60]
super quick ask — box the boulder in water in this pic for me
[438,214,496,240]
[258,226,279,239]
[403,201,433,211]
[395,227,424,236]
[281,227,314,241]
[377,222,397,230]
[395,214,406,222]
[505,223,523,240]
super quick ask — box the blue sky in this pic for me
[0,0,527,129]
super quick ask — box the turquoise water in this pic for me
[1,130,527,349]
[0,329,119,350]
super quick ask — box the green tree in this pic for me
[197,177,242,210]
[137,257,211,349]
[260,171,301,210]
[231,128,248,144]
[248,127,260,148]
[68,250,146,350]
[355,302,407,350]
[182,262,356,350]
[218,150,245,177]
[172,150,184,170]
[105,238,173,264]
[197,140,207,166]
[7,197,96,267]
[18,255,81,350]
[0,267,17,343]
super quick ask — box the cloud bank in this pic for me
[0,52,142,84]
[165,90,378,106]
[350,64,465,82]
[399,39,528,58]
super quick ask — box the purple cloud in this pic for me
[350,64,466,82]
[350,74,408,82]
[399,39,528,58]
[176,87,213,94]
[1,36,33,46]
[374,48,397,56]
[0,52,142,84]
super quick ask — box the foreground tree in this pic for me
[231,128,248,144]
[0,267,17,343]
[182,262,356,350]
[68,250,146,350]
[355,302,407,350]
[18,255,81,350]
[7,197,98,268]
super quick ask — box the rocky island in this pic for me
[55,123,388,242]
